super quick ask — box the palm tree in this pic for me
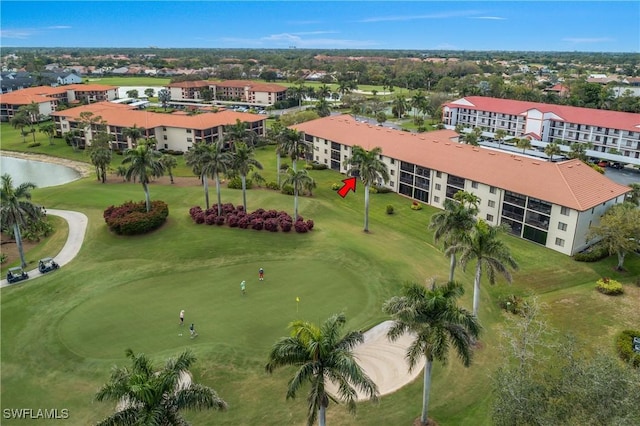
[281,168,315,221]
[280,128,306,172]
[0,174,42,268]
[429,191,479,282]
[89,132,113,183]
[159,154,177,184]
[39,122,56,145]
[315,98,331,117]
[446,220,518,318]
[95,349,227,425]
[225,119,257,149]
[265,313,378,426]
[158,88,171,110]
[383,280,480,426]
[122,125,146,149]
[24,102,41,143]
[185,140,231,213]
[411,90,427,120]
[230,142,263,212]
[516,137,532,154]
[266,121,286,185]
[122,142,165,212]
[494,129,507,149]
[347,146,390,232]
[544,142,562,162]
[392,95,408,118]
[10,111,29,143]
[461,132,479,146]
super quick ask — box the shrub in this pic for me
[306,219,314,230]
[214,215,225,226]
[279,163,290,170]
[574,244,609,262]
[615,330,640,368]
[386,204,394,215]
[295,221,309,233]
[374,185,393,194]
[331,183,342,191]
[266,181,280,190]
[0,253,7,264]
[27,141,41,148]
[498,294,526,315]
[264,218,279,232]
[596,277,623,295]
[104,200,169,235]
[410,201,422,210]
[227,177,253,190]
[311,162,328,170]
[281,184,294,195]
[251,218,264,230]
[204,214,216,225]
[281,221,292,232]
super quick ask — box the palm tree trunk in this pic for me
[292,158,297,172]
[13,224,27,268]
[143,182,151,212]
[276,154,281,186]
[241,175,247,212]
[318,406,326,426]
[203,175,210,210]
[473,263,482,317]
[169,171,174,184]
[448,253,456,283]
[294,185,299,222]
[421,359,433,425]
[215,174,222,216]
[363,184,370,232]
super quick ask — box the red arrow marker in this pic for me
[337,177,357,198]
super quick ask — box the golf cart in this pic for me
[7,266,29,284]
[38,257,60,274]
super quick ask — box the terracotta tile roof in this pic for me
[291,115,630,211]
[166,80,210,88]
[50,102,264,131]
[214,80,287,92]
[445,96,640,133]
[0,92,56,105]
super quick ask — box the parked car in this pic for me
[7,266,29,284]
[38,257,60,274]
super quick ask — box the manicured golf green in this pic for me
[1,125,639,425]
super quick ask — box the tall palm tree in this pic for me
[544,142,562,162]
[347,146,390,232]
[280,128,306,172]
[225,119,257,149]
[184,140,231,213]
[265,313,378,426]
[159,154,178,184]
[266,121,286,185]
[230,142,263,212]
[429,191,479,282]
[0,174,42,268]
[10,111,29,143]
[516,137,532,154]
[88,132,113,183]
[411,90,427,120]
[95,349,227,425]
[494,129,507,149]
[383,280,480,426]
[446,220,518,318]
[122,142,165,212]
[281,168,315,221]
[392,95,408,118]
[158,88,171,111]
[122,125,146,149]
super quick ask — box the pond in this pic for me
[0,155,81,188]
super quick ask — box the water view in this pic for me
[0,155,81,188]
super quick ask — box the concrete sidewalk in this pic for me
[1,210,88,288]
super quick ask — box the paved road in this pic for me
[1,210,88,288]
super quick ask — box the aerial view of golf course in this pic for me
[1,120,639,425]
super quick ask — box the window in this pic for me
[560,206,570,216]
[486,214,494,222]
[558,222,567,231]
[390,170,395,176]
[436,171,442,178]
[163,127,167,131]
[324,149,327,154]
[555,238,565,247]
[186,129,192,133]
[390,159,395,165]
[163,135,167,140]
[434,196,440,203]
[315,156,319,161]
[489,186,497,194]
[164,144,168,149]
[471,181,478,189]
[390,181,394,186]
[488,200,495,208]
[324,159,328,164]
[435,183,441,190]
[187,138,192,142]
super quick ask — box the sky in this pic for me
[1,1,639,52]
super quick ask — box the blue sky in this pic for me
[1,1,639,52]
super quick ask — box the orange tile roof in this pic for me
[291,115,630,211]
[0,92,56,105]
[166,80,210,88]
[65,83,118,91]
[445,96,640,133]
[215,80,287,92]
[50,102,264,131]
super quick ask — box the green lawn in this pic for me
[84,76,171,87]
[1,126,639,425]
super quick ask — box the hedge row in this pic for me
[104,200,169,235]
[573,244,609,262]
[616,330,640,368]
[189,203,314,233]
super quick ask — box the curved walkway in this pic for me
[0,209,88,288]
[0,209,421,397]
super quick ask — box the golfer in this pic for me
[179,309,185,325]
[259,268,264,281]
[241,280,246,295]
[189,323,198,339]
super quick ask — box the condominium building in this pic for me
[443,96,640,165]
[292,115,630,256]
[50,101,266,151]
[165,80,287,105]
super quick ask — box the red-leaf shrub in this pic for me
[264,218,279,232]
[205,214,217,225]
[295,221,309,233]
[188,205,312,234]
[194,212,205,224]
[104,200,169,235]
[214,215,225,226]
[306,219,314,230]
[238,217,250,229]
[228,215,239,227]
[189,206,203,219]
[251,218,264,230]
[281,221,292,232]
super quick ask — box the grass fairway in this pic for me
[1,136,639,425]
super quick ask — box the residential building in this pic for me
[50,101,266,151]
[442,96,640,165]
[292,115,630,256]
[165,80,287,105]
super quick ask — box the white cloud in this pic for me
[470,16,506,20]
[359,10,480,23]
[47,25,72,29]
[220,33,378,48]
[291,31,339,36]
[563,37,614,43]
[0,29,34,39]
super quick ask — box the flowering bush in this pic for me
[331,183,342,191]
[410,201,422,210]
[596,277,623,295]
[104,200,169,235]
[189,205,311,234]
